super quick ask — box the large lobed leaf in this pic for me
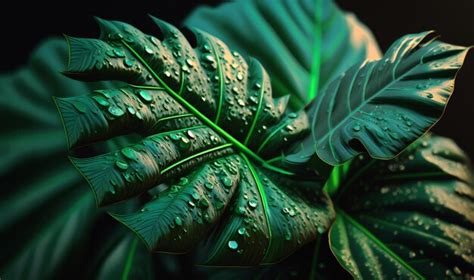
[55,17,334,266]
[287,31,471,166]
[186,0,381,109]
[328,134,474,279]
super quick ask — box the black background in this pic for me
[2,0,473,158]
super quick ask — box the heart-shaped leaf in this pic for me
[287,31,470,165]
[186,0,381,109]
[55,17,334,266]
[328,134,474,279]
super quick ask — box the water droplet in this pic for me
[232,86,239,94]
[228,240,238,250]
[138,90,153,102]
[199,199,209,209]
[72,101,87,113]
[317,226,325,234]
[188,201,195,208]
[205,182,214,190]
[222,177,233,188]
[237,227,246,235]
[179,137,191,149]
[164,70,171,78]
[408,251,416,258]
[92,95,110,107]
[124,59,135,68]
[113,48,125,57]
[144,46,154,55]
[121,147,137,161]
[389,132,400,140]
[288,112,298,119]
[285,229,292,241]
[185,58,194,67]
[115,160,129,170]
[237,72,244,81]
[127,106,135,115]
[189,191,200,200]
[174,216,183,226]
[186,130,196,139]
[352,125,361,132]
[254,82,262,90]
[248,200,258,209]
[108,106,125,117]
[426,93,433,99]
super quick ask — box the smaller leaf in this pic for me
[286,31,470,166]
[328,134,474,279]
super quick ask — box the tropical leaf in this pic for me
[95,234,154,280]
[0,38,103,279]
[328,134,474,279]
[186,0,381,109]
[54,17,334,266]
[286,31,470,166]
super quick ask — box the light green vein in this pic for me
[256,118,291,154]
[241,153,272,261]
[337,208,425,279]
[244,77,265,145]
[161,143,233,174]
[121,238,138,280]
[121,40,293,176]
[150,113,194,131]
[308,0,322,101]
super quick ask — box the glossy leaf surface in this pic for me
[55,17,334,266]
[287,32,470,165]
[329,134,474,279]
[186,0,381,109]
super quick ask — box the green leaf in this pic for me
[55,17,335,266]
[185,0,381,109]
[328,134,474,279]
[287,32,470,166]
[96,234,154,280]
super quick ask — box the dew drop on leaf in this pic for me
[138,90,153,102]
[174,216,183,226]
[108,106,125,117]
[222,177,233,188]
[237,227,246,236]
[124,58,135,68]
[228,240,238,250]
[92,95,110,107]
[248,200,258,209]
[115,160,129,170]
[121,147,137,161]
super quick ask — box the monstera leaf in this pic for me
[327,134,474,279]
[287,31,470,166]
[54,17,334,266]
[186,0,381,109]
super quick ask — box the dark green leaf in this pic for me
[287,32,470,166]
[55,17,334,266]
[328,134,474,279]
[186,0,381,109]
[96,235,154,280]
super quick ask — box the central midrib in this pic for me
[121,40,294,176]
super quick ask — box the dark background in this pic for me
[2,0,473,158]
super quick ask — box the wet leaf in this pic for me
[287,32,470,165]
[186,0,381,109]
[328,134,474,279]
[55,17,334,266]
